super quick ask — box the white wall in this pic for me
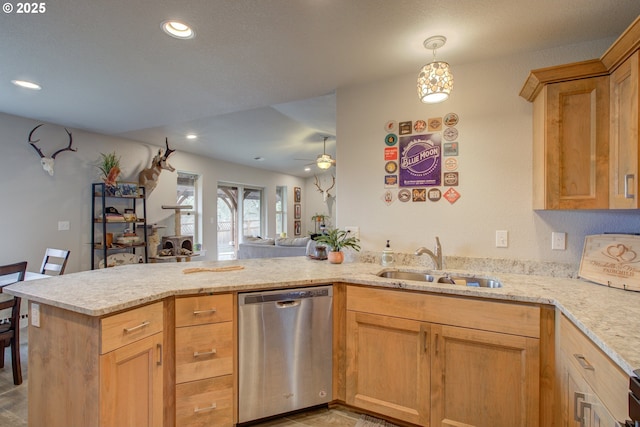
[336,38,640,265]
[0,113,305,273]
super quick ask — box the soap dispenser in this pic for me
[381,240,395,267]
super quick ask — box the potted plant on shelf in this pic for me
[96,151,121,195]
[311,213,329,235]
[314,228,361,264]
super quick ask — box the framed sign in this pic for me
[294,204,301,219]
[294,187,301,203]
[294,220,301,236]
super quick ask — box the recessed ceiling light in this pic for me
[162,20,195,39]
[186,134,197,140]
[304,166,311,172]
[12,79,41,90]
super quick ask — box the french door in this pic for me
[216,183,263,260]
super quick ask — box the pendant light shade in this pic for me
[417,36,453,104]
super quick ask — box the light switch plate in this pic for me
[552,232,566,250]
[496,230,508,248]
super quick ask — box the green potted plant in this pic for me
[96,151,121,194]
[314,228,361,264]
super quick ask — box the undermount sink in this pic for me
[377,270,502,288]
[377,271,435,282]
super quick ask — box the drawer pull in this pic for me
[123,321,150,333]
[194,403,217,413]
[574,354,595,371]
[193,308,217,315]
[194,348,217,358]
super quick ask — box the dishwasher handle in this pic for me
[276,300,301,308]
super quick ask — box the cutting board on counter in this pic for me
[579,234,640,292]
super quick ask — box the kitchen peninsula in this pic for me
[6,257,640,427]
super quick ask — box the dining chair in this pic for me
[0,261,27,385]
[40,248,70,276]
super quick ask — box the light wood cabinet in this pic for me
[557,314,627,426]
[27,301,165,427]
[100,332,164,427]
[345,311,430,425]
[609,50,640,208]
[521,16,640,210]
[174,294,234,427]
[529,75,610,210]
[344,285,541,427]
[430,324,540,427]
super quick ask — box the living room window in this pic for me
[276,186,287,236]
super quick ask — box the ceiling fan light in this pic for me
[316,154,333,170]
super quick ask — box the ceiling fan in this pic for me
[297,136,336,170]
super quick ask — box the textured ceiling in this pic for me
[2,1,639,176]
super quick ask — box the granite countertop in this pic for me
[5,257,640,376]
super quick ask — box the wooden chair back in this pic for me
[40,248,70,275]
[0,260,27,385]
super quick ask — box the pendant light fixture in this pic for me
[417,35,453,104]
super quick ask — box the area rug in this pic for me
[355,414,400,427]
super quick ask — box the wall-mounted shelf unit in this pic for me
[91,182,148,269]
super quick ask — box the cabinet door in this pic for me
[430,325,540,427]
[610,50,640,208]
[346,311,430,426]
[100,332,164,427]
[534,76,609,209]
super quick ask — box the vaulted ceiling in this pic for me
[2,1,639,176]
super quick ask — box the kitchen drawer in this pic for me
[176,375,233,427]
[559,314,628,420]
[100,302,163,354]
[346,285,540,338]
[176,294,233,327]
[176,322,233,383]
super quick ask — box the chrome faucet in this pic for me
[415,236,442,270]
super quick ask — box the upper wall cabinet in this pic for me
[610,50,640,208]
[520,16,640,210]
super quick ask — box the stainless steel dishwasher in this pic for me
[238,285,333,423]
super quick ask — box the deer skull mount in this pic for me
[28,124,76,176]
[314,175,336,202]
[138,138,176,195]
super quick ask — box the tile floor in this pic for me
[0,328,359,427]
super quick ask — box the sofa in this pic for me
[237,236,310,259]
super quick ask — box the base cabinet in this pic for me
[346,311,430,425]
[174,294,234,427]
[430,324,540,427]
[100,332,164,427]
[344,285,541,427]
[558,314,627,427]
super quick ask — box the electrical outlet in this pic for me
[344,226,360,240]
[552,232,567,250]
[31,303,40,327]
[58,220,70,231]
[496,230,508,248]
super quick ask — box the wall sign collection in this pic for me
[382,113,461,206]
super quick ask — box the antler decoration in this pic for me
[28,124,76,176]
[314,175,336,202]
[139,137,177,195]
